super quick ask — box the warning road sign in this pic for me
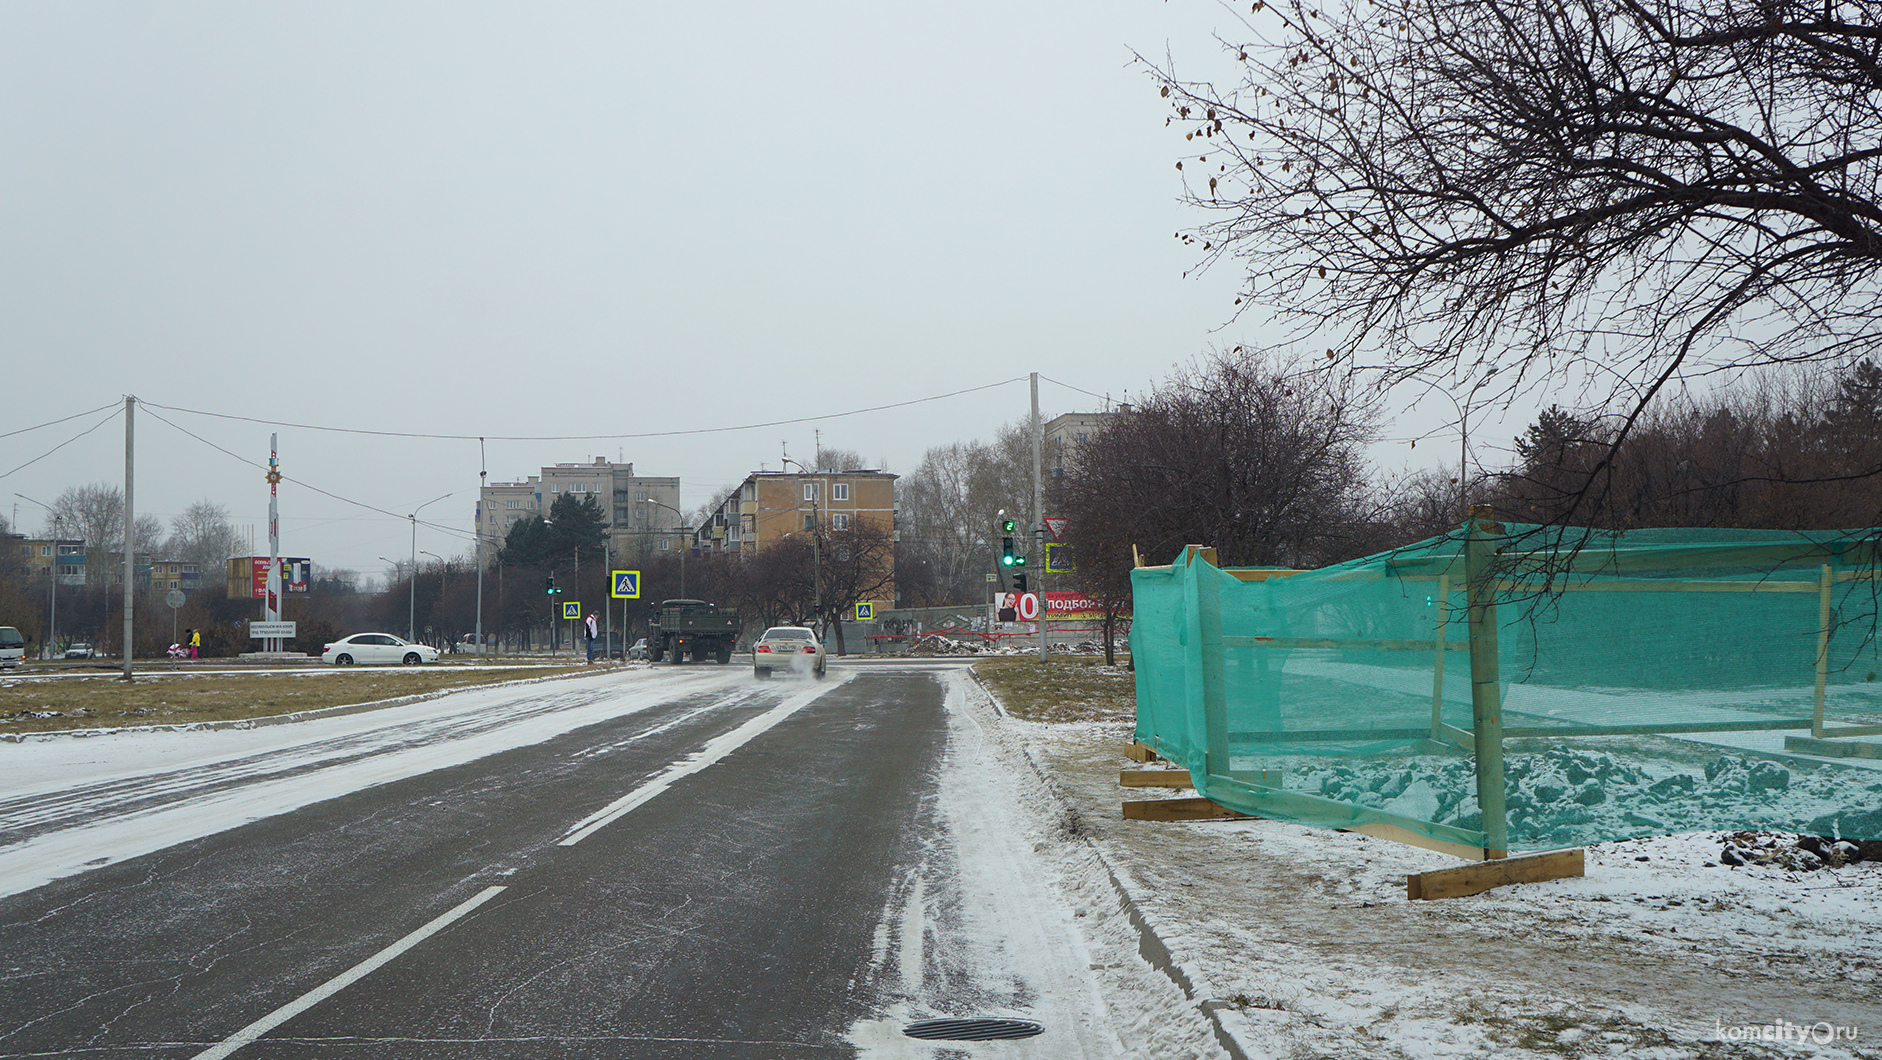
[611,570,641,599]
[562,602,581,620]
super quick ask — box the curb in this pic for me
[963,668,1252,1060]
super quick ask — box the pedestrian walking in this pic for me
[584,612,598,664]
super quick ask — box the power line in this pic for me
[0,404,122,482]
[139,406,475,544]
[0,400,123,441]
[140,378,1029,442]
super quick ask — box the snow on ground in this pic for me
[952,670,1882,1060]
[0,666,749,898]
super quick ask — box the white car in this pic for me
[322,633,439,666]
[752,626,826,679]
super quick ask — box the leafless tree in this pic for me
[166,500,240,574]
[1146,0,1882,525]
[1055,347,1380,661]
[895,422,1040,607]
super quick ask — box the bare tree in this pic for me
[895,423,1039,607]
[1056,347,1380,662]
[1146,0,1882,524]
[167,500,240,572]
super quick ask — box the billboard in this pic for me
[228,556,311,599]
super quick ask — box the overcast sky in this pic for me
[1,2,1518,580]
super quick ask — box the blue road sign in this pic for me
[562,601,582,620]
[611,570,641,599]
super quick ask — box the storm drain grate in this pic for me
[902,1018,1045,1041]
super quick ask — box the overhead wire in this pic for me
[0,400,123,441]
[0,404,123,482]
[139,377,1030,442]
[139,405,475,543]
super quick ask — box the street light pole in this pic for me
[421,550,445,645]
[779,457,821,633]
[639,498,688,597]
[407,492,455,642]
[14,493,57,660]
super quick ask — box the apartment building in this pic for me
[475,458,683,565]
[1044,411,1120,478]
[13,537,86,585]
[697,466,898,603]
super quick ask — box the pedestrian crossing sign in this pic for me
[611,570,641,599]
[855,602,874,621]
[562,602,581,620]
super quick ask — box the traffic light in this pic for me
[544,574,558,596]
[1001,519,1016,533]
[1001,535,1016,566]
[1014,573,1028,593]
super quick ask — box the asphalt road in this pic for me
[0,662,1121,1059]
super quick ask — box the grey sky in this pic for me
[2,3,1506,578]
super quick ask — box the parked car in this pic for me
[628,637,648,661]
[0,626,24,669]
[752,626,826,679]
[64,642,95,659]
[322,633,439,666]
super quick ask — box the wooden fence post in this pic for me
[1814,563,1833,739]
[1466,509,1508,859]
[1194,547,1230,782]
[1430,573,1449,741]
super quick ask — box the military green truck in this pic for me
[648,599,740,664]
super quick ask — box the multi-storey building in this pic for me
[13,538,86,585]
[1044,411,1120,478]
[697,466,898,604]
[475,458,683,565]
[148,561,202,594]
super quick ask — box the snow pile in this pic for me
[1291,748,1882,847]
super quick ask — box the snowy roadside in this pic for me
[953,669,1882,1060]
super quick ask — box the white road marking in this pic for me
[557,673,852,846]
[190,885,508,1060]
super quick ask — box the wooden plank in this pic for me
[1123,741,1162,763]
[1223,568,1303,582]
[1120,769,1195,789]
[1228,727,1433,743]
[1122,797,1255,822]
[1345,821,1488,862]
[1823,724,1882,737]
[1223,636,1470,652]
[1784,735,1882,760]
[1501,718,1814,738]
[1408,849,1585,900]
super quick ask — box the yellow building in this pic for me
[699,468,898,606]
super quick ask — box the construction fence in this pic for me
[1130,515,1882,857]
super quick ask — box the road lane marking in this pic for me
[557,674,851,846]
[190,885,508,1060]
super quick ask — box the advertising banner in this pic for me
[1043,592,1116,620]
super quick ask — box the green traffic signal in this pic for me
[1001,519,1016,533]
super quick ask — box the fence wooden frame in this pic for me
[1150,522,1879,864]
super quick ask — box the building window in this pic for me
[659,539,670,551]
[832,513,850,531]
[803,482,818,502]
[804,513,816,531]
[833,482,850,501]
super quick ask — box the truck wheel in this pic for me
[649,637,664,662]
[716,642,732,665]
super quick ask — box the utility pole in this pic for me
[1031,372,1047,663]
[120,396,135,680]
[476,437,486,657]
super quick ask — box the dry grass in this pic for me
[972,655,1136,725]
[0,662,591,736]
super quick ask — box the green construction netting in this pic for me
[1131,521,1882,852]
